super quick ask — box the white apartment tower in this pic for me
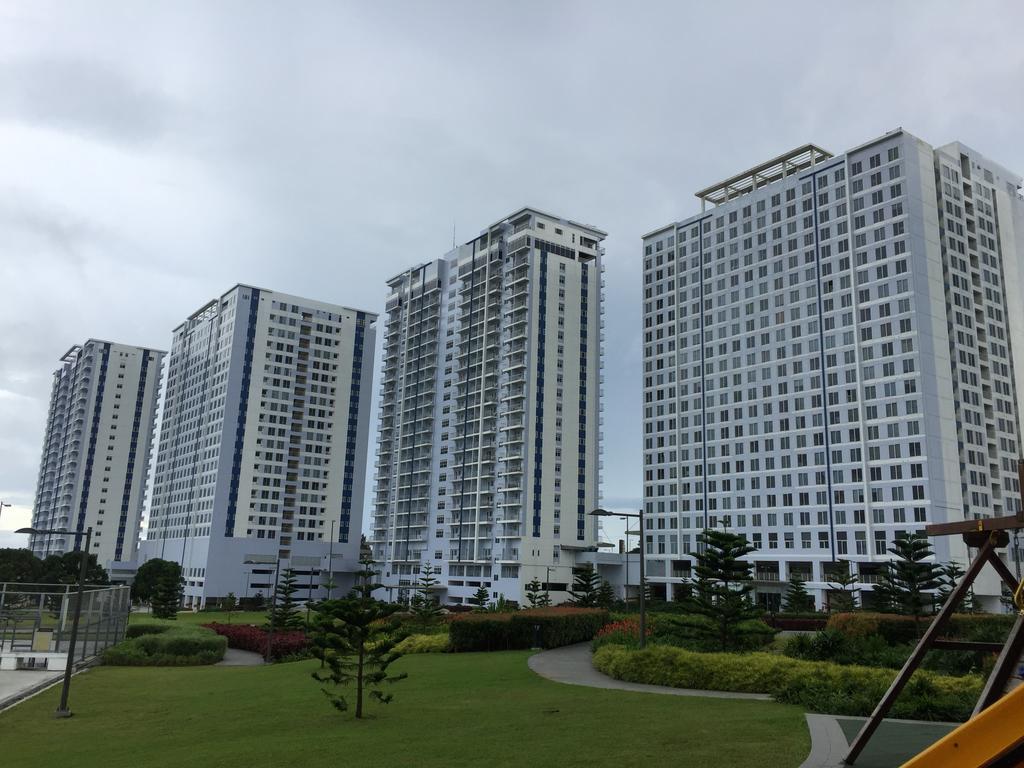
[139,285,377,606]
[31,340,164,574]
[642,130,1024,610]
[371,208,606,605]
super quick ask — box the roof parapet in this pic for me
[695,144,833,210]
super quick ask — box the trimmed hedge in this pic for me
[594,644,982,722]
[826,612,1015,644]
[764,614,828,632]
[448,607,608,652]
[203,622,310,661]
[104,624,226,666]
[125,621,174,639]
[394,633,450,654]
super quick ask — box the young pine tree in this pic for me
[569,565,601,607]
[311,559,406,719]
[937,562,973,613]
[781,573,813,613]
[524,578,544,608]
[470,585,491,612]
[597,579,617,610]
[268,568,305,631]
[150,564,184,620]
[826,560,859,613]
[409,564,443,626]
[882,533,944,631]
[683,529,761,651]
[222,592,238,624]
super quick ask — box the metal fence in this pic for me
[0,583,131,668]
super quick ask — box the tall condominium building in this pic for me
[31,340,164,574]
[642,130,1024,610]
[139,285,377,607]
[371,208,606,605]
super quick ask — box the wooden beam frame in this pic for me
[843,532,1002,765]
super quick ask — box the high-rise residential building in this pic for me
[371,208,606,605]
[641,129,1024,610]
[139,285,377,607]
[30,340,165,575]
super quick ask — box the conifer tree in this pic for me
[524,578,547,608]
[569,564,601,607]
[827,560,859,612]
[150,563,184,620]
[268,568,304,631]
[470,585,491,612]
[880,533,944,632]
[409,564,443,626]
[597,579,616,609]
[781,573,813,613]
[682,528,761,650]
[311,558,406,718]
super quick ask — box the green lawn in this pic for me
[0,651,809,767]
[129,610,271,626]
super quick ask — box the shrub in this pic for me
[203,622,309,661]
[125,621,174,639]
[651,614,775,651]
[593,617,653,650]
[394,633,449,654]
[104,624,226,666]
[593,644,981,722]
[764,613,828,632]
[448,607,608,652]
[786,628,998,677]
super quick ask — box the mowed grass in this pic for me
[0,652,810,768]
[129,610,271,626]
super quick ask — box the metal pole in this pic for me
[56,527,91,718]
[327,520,335,600]
[265,559,281,663]
[638,508,646,650]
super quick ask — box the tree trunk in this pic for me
[356,642,364,718]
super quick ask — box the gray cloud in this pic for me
[0,56,175,144]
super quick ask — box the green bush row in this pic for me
[394,633,450,654]
[104,624,227,666]
[785,629,997,677]
[448,608,608,652]
[593,644,982,722]
[826,612,1014,644]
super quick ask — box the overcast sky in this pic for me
[2,1,1023,549]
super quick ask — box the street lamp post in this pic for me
[589,508,646,649]
[16,526,92,717]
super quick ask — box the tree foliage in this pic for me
[569,565,601,607]
[0,548,43,583]
[524,578,551,608]
[38,550,109,586]
[827,560,859,613]
[597,580,617,610]
[937,562,972,613]
[470,585,491,612]
[409,564,443,626]
[268,568,304,631]
[150,561,184,619]
[133,558,180,602]
[879,533,944,630]
[781,573,813,613]
[311,559,406,718]
[682,529,761,651]
[222,592,238,623]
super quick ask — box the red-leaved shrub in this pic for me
[203,622,309,661]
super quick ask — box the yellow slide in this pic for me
[900,684,1024,767]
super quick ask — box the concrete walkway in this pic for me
[0,670,63,712]
[216,648,265,666]
[527,643,771,700]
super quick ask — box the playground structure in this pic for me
[844,462,1024,767]
[0,583,130,671]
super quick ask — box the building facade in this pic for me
[371,208,606,605]
[139,285,377,606]
[31,340,165,575]
[641,130,1024,609]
